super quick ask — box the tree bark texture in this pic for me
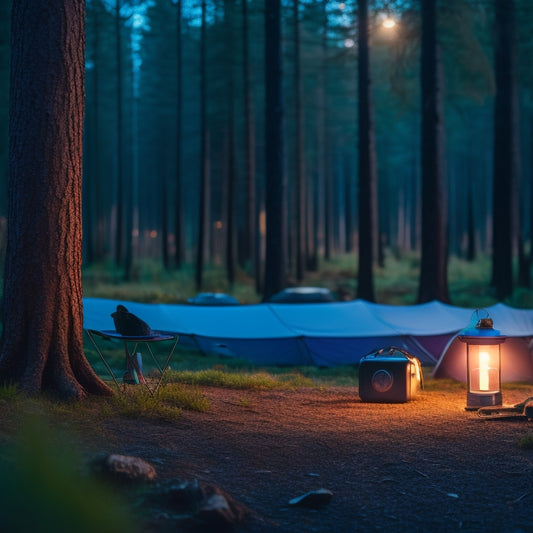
[174,0,185,269]
[417,0,450,303]
[1,0,112,399]
[114,0,125,269]
[263,0,286,300]
[491,0,517,300]
[241,0,257,281]
[293,0,306,282]
[225,0,238,287]
[195,0,210,291]
[356,0,378,302]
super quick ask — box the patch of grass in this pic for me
[156,383,210,412]
[0,382,18,399]
[422,377,465,392]
[164,368,315,390]
[104,384,210,421]
[272,365,359,387]
[235,397,253,407]
[83,260,261,304]
[81,252,533,309]
[517,434,533,450]
[109,388,183,421]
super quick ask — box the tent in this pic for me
[432,303,533,383]
[82,298,533,381]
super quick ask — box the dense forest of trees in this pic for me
[1,0,533,302]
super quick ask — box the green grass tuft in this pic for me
[0,382,18,399]
[104,382,210,421]
[517,434,533,450]
[156,383,210,412]
[164,368,315,390]
[109,389,182,421]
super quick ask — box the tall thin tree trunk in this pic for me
[161,149,170,270]
[491,0,517,299]
[314,0,328,269]
[225,0,237,286]
[344,155,353,253]
[417,0,449,303]
[114,0,124,268]
[88,6,106,263]
[356,0,378,302]
[263,0,286,300]
[466,178,476,261]
[324,164,333,261]
[195,0,210,291]
[174,0,185,269]
[242,0,257,281]
[293,0,306,282]
[123,63,135,282]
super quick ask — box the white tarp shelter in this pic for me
[83,298,533,382]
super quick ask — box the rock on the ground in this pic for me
[91,453,157,483]
[288,488,334,508]
[142,478,252,530]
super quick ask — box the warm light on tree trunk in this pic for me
[0,0,112,399]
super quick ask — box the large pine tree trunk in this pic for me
[356,0,378,302]
[417,0,450,303]
[0,0,112,399]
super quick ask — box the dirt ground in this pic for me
[96,385,533,533]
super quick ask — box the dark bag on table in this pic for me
[111,305,152,337]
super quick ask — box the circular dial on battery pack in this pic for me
[371,369,393,392]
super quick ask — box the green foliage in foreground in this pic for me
[0,416,136,533]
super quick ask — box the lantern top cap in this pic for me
[458,309,505,339]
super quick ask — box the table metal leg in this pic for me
[86,330,121,391]
[85,330,179,396]
[151,335,180,394]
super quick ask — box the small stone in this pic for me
[145,479,202,511]
[288,488,333,508]
[96,453,157,483]
[196,485,250,528]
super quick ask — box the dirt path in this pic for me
[97,386,533,532]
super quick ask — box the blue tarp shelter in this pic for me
[83,298,533,382]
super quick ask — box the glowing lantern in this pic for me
[382,16,396,29]
[458,310,505,411]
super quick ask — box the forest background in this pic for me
[0,0,533,308]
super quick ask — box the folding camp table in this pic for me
[85,329,179,395]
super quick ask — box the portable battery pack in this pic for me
[359,347,422,403]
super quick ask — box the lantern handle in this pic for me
[469,309,493,329]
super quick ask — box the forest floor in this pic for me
[82,384,533,533]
